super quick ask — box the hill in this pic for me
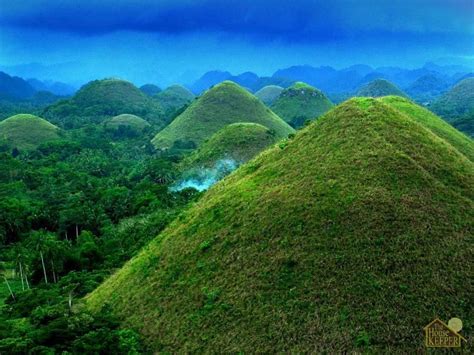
[154,85,195,114]
[151,81,294,150]
[0,114,60,150]
[405,74,448,102]
[181,122,278,169]
[356,79,408,98]
[86,98,473,352]
[0,71,36,100]
[105,114,151,134]
[139,84,161,96]
[42,79,164,129]
[254,85,284,106]
[270,82,334,128]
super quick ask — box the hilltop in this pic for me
[270,82,334,128]
[139,84,161,96]
[356,79,408,98]
[405,74,447,102]
[154,85,195,115]
[86,98,473,352]
[255,85,283,106]
[151,81,294,150]
[180,122,278,169]
[105,114,151,135]
[0,113,60,151]
[42,79,164,129]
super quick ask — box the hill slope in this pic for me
[0,114,60,150]
[356,79,408,98]
[151,81,294,149]
[181,122,278,169]
[254,85,283,106]
[87,98,473,352]
[271,82,334,128]
[405,74,447,102]
[154,85,195,114]
[43,79,164,129]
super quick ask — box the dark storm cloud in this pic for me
[0,0,472,41]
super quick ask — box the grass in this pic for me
[151,81,294,149]
[0,114,60,151]
[153,85,195,113]
[86,97,473,352]
[270,81,334,128]
[180,122,279,169]
[254,85,283,106]
[356,79,408,98]
[105,114,151,132]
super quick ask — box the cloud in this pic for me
[0,0,472,41]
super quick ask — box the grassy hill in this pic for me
[356,79,408,98]
[139,84,161,96]
[431,78,474,136]
[154,85,195,114]
[151,81,294,150]
[43,79,164,129]
[254,85,284,106]
[86,97,473,352]
[405,74,447,102]
[180,122,278,169]
[105,114,151,133]
[0,113,60,151]
[270,82,334,128]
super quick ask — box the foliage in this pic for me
[356,79,408,98]
[254,85,283,106]
[153,84,195,119]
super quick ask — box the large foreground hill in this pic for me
[87,97,473,352]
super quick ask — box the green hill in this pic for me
[270,82,334,128]
[431,78,474,136]
[0,114,60,151]
[139,84,161,96]
[86,97,473,352]
[154,85,195,114]
[255,85,284,106]
[43,79,164,129]
[105,114,151,133]
[151,81,294,150]
[356,79,408,98]
[181,122,278,169]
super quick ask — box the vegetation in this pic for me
[0,120,200,353]
[153,85,195,117]
[151,81,294,150]
[180,122,279,169]
[405,74,447,103]
[43,79,165,129]
[356,79,408,98]
[271,82,334,128]
[0,114,60,151]
[254,85,283,106]
[87,97,473,352]
[139,84,161,96]
[431,78,474,136]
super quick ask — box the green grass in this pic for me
[254,85,284,106]
[380,96,474,160]
[270,81,334,128]
[43,79,165,128]
[0,114,60,151]
[105,114,151,132]
[356,79,408,98]
[153,85,195,113]
[180,122,279,169]
[151,81,294,149]
[87,97,473,352]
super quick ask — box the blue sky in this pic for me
[0,0,473,86]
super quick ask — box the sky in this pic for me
[0,0,473,86]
